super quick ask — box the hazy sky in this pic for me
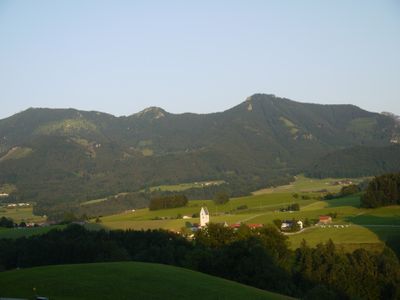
[0,0,399,119]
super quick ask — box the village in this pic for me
[180,206,343,237]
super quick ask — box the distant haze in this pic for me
[0,0,399,119]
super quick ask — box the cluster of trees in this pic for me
[324,184,361,200]
[149,195,188,211]
[340,184,361,196]
[361,173,400,208]
[295,240,400,299]
[0,216,14,228]
[284,203,300,211]
[213,192,230,205]
[0,224,398,299]
[0,217,37,228]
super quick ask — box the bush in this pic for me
[288,203,300,211]
[0,216,14,228]
[213,192,230,205]
[340,184,360,196]
[273,219,282,229]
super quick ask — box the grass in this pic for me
[35,118,97,135]
[0,262,293,300]
[96,187,400,253]
[80,181,225,206]
[347,117,377,133]
[0,225,66,239]
[279,117,299,135]
[98,191,315,230]
[2,175,398,253]
[0,147,33,162]
[0,207,45,223]
[288,225,383,251]
[141,148,154,156]
[146,180,225,192]
[252,175,367,195]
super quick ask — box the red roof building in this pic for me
[248,224,263,229]
[319,215,332,224]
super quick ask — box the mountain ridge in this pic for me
[2,93,389,121]
[0,93,399,215]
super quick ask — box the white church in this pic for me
[200,207,210,227]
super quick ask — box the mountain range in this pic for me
[1,94,400,215]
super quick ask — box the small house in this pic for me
[229,223,241,229]
[229,223,263,230]
[248,223,263,229]
[297,220,303,229]
[281,220,303,230]
[319,215,332,224]
[200,207,210,227]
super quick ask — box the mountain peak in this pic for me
[237,94,279,112]
[134,107,167,119]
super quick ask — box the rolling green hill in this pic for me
[0,94,399,215]
[0,262,292,300]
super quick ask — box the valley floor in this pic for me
[1,176,399,252]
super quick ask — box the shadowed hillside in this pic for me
[0,262,293,300]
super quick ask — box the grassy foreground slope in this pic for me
[0,262,292,300]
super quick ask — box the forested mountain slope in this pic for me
[0,94,399,213]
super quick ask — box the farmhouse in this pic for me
[319,215,332,224]
[248,223,263,229]
[199,207,209,227]
[281,220,303,230]
[229,223,263,230]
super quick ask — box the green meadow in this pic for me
[147,180,225,192]
[1,175,398,252]
[96,176,399,252]
[0,225,66,239]
[0,262,293,300]
[0,206,45,223]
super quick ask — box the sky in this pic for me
[0,0,399,119]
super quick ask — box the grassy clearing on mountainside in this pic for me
[0,262,292,300]
[0,206,45,223]
[253,175,367,195]
[145,180,225,192]
[0,147,33,162]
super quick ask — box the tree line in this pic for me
[0,224,398,299]
[149,195,188,210]
[361,173,400,208]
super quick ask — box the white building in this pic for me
[200,207,210,227]
[281,220,303,231]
